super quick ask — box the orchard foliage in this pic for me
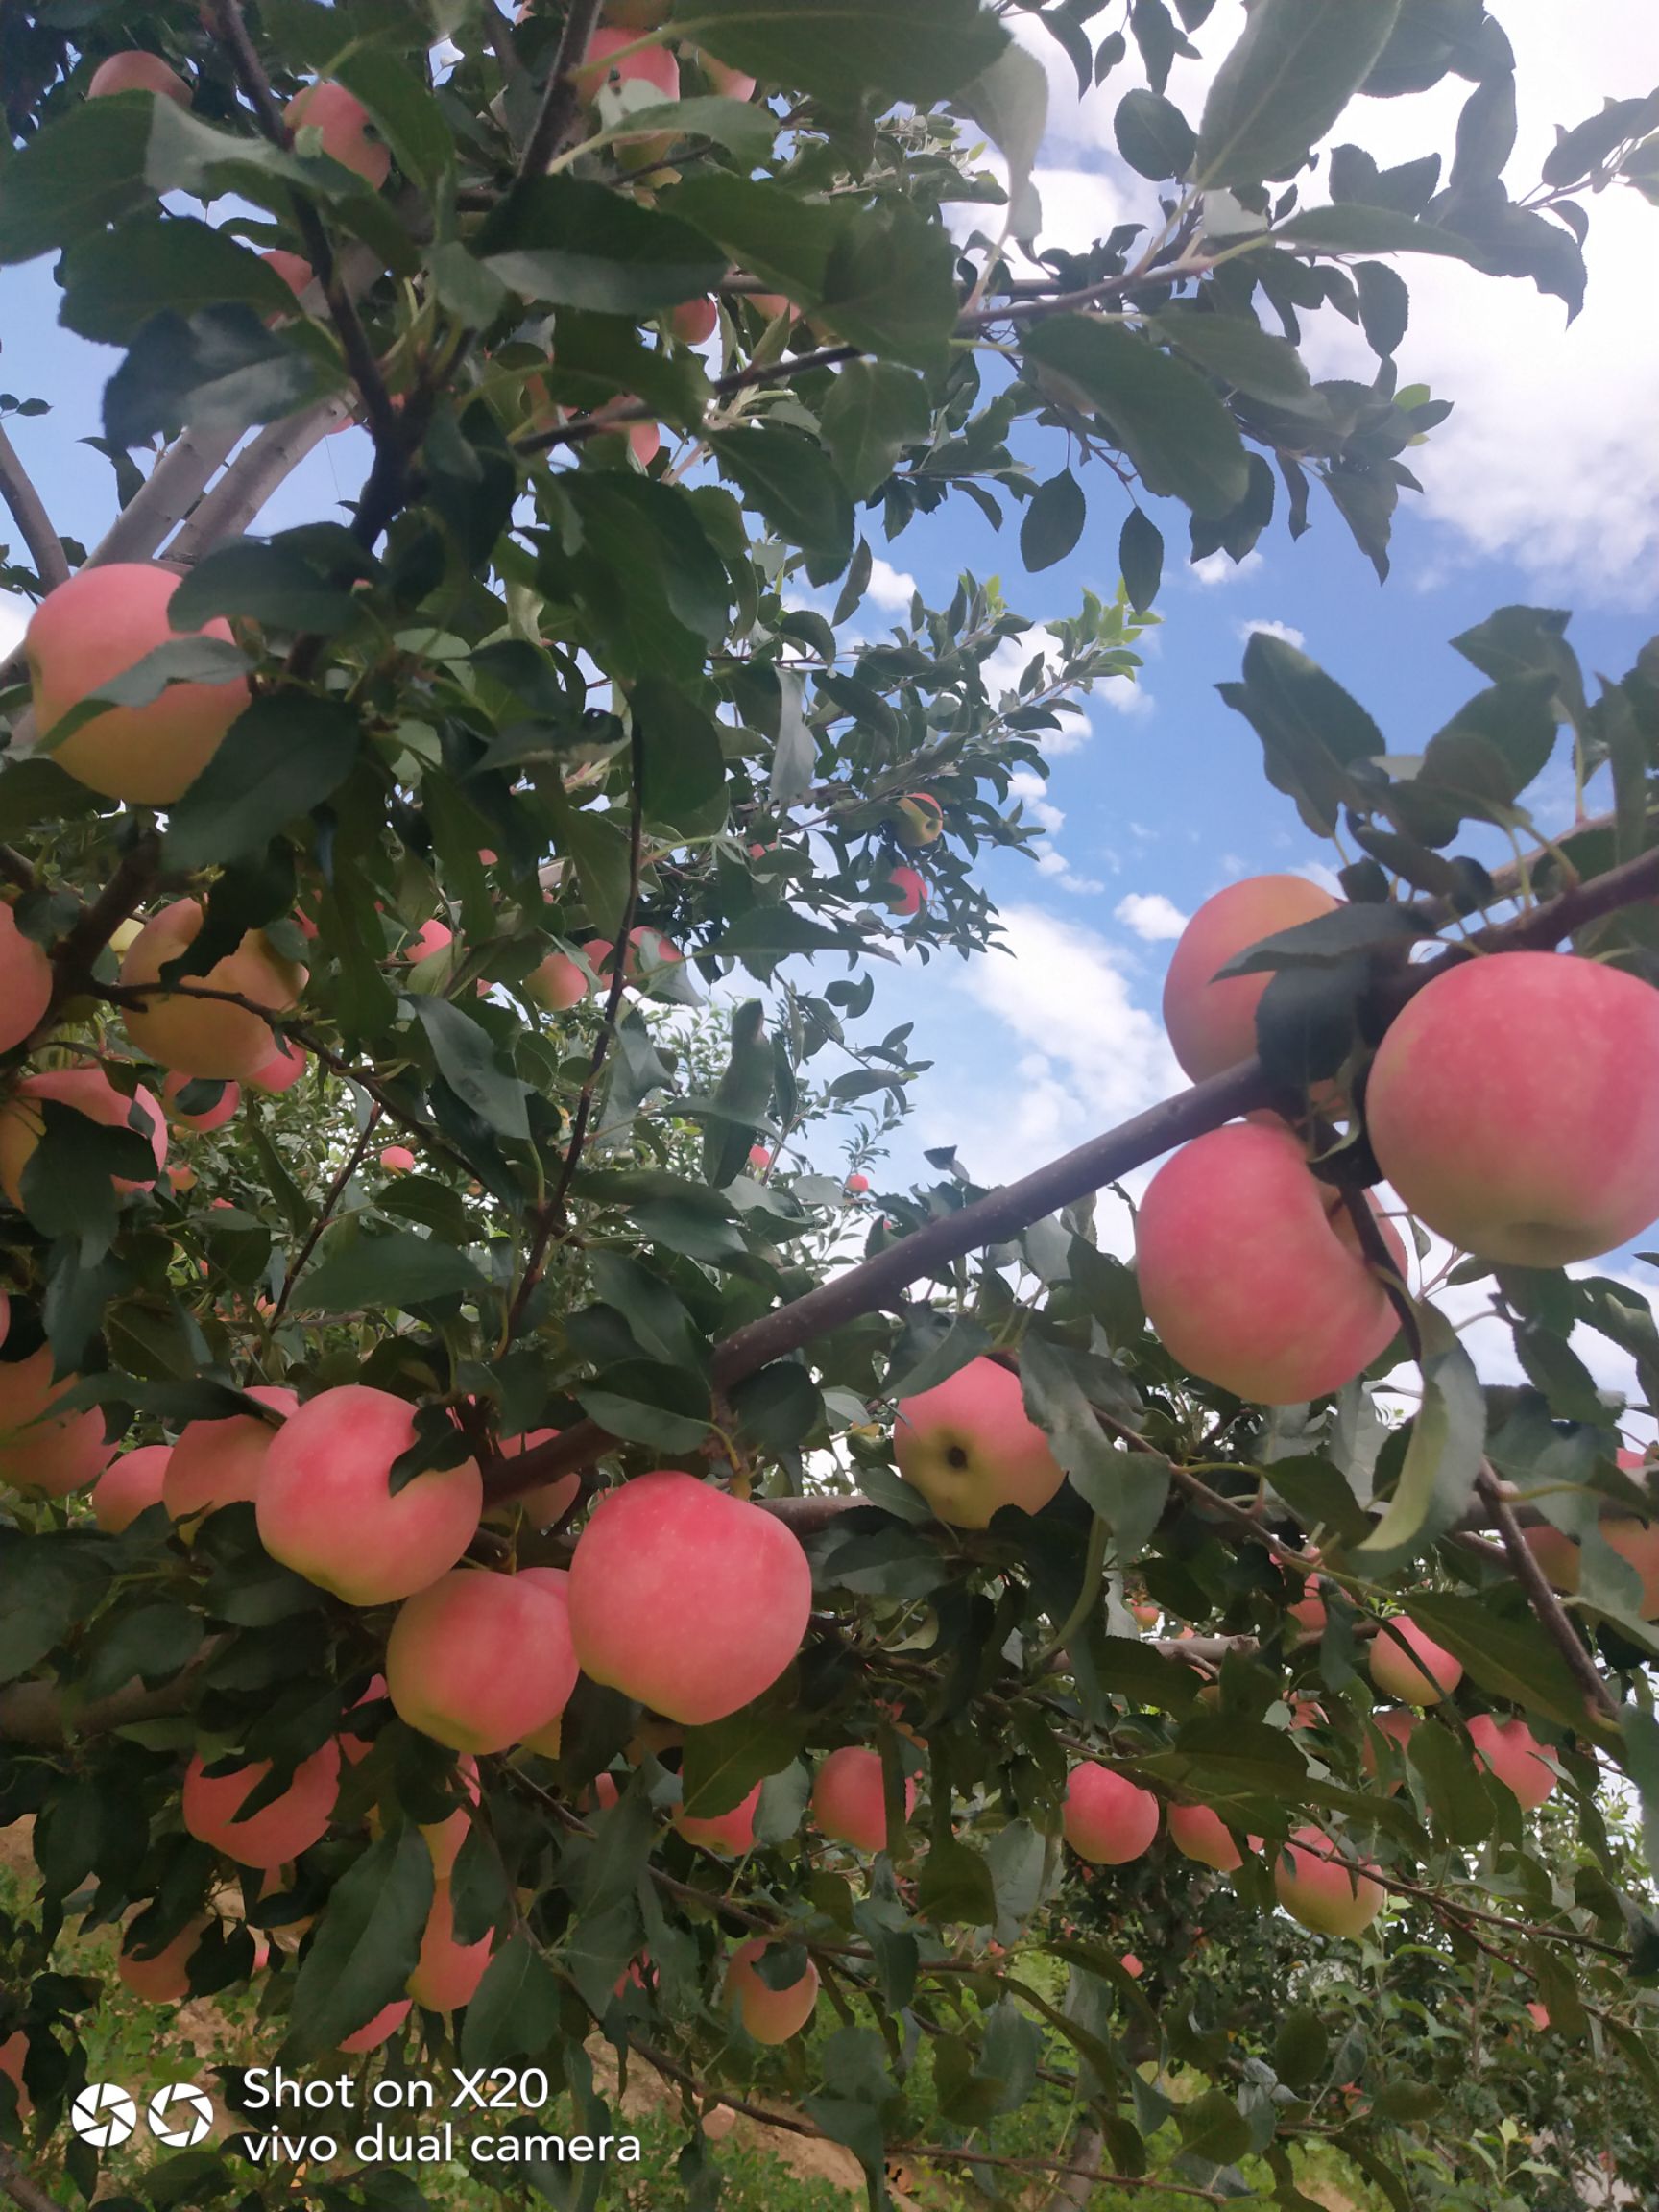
[0,1,1658,2208]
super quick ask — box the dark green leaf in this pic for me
[0,98,152,266]
[1022,317,1249,517]
[577,1360,711,1452]
[479,177,726,312]
[730,1362,823,1452]
[918,1836,998,1923]
[1197,0,1405,185]
[105,305,334,449]
[60,218,297,345]
[1153,308,1317,410]
[1404,1594,1595,1735]
[1115,88,1197,179]
[1273,204,1476,259]
[820,362,931,500]
[167,538,362,635]
[1020,470,1087,572]
[1214,899,1434,975]
[633,677,727,837]
[1119,508,1164,612]
[412,998,531,1141]
[165,693,361,867]
[1179,2088,1252,2166]
[1021,1334,1168,1559]
[1419,675,1559,809]
[460,1932,565,2068]
[683,1702,805,1818]
[680,0,1008,103]
[293,1229,487,1313]
[1358,1306,1484,1560]
[281,1827,433,2060]
[709,426,855,580]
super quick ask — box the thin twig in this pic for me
[506,717,646,1334]
[516,0,606,184]
[270,1103,384,1324]
[1478,1460,1620,1725]
[0,423,67,590]
[46,832,161,1007]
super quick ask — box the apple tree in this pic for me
[2,2,1659,2208]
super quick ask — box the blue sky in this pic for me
[2,1,1657,1400]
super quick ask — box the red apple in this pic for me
[181,1743,341,1868]
[88,50,190,104]
[386,1568,578,1754]
[164,1384,298,1521]
[1274,1825,1383,1939]
[1162,876,1338,1083]
[725,1937,818,2043]
[1367,1619,1461,1706]
[1063,1763,1160,1865]
[93,1442,171,1531]
[811,1747,916,1854]
[121,899,305,1080]
[1467,1714,1556,1810]
[283,82,390,188]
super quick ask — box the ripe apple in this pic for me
[846,1172,870,1196]
[121,899,305,1080]
[0,1343,114,1497]
[725,1937,819,2044]
[164,1384,297,1522]
[566,1470,811,1724]
[1162,875,1338,1083]
[93,1443,171,1531]
[603,0,670,21]
[583,926,683,985]
[257,1385,483,1606]
[26,563,249,804]
[419,1757,480,1880]
[0,903,52,1054]
[1287,1575,1327,1644]
[1135,1118,1404,1404]
[404,919,452,964]
[881,864,928,919]
[116,1916,210,2003]
[88,49,191,103]
[407,1880,493,2009]
[669,296,719,345]
[1167,1802,1257,1871]
[676,1779,762,1854]
[1274,1825,1384,1938]
[811,1746,916,1854]
[181,1743,341,1868]
[573,29,680,160]
[525,949,591,1011]
[261,250,314,301]
[694,49,757,101]
[340,1998,411,2054]
[163,1073,240,1132]
[0,1066,167,1208]
[386,1568,578,1754]
[247,1037,307,1094]
[1525,2001,1551,2032]
[1063,1764,1160,1865]
[1366,951,1659,1266]
[1467,1714,1556,1809]
[379,1144,417,1173]
[1367,1619,1462,1706]
[893,1355,1065,1528]
[283,82,390,188]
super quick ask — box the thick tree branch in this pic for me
[92,426,242,567]
[516,0,605,184]
[165,397,352,562]
[0,2145,70,2212]
[46,832,161,1008]
[0,424,67,592]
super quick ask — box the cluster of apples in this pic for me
[1138,875,1659,1406]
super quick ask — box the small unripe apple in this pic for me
[676,1779,761,1854]
[386,1568,578,1754]
[1136,1118,1404,1404]
[0,1343,113,1498]
[88,50,190,104]
[891,793,943,851]
[340,1998,411,2053]
[121,900,305,1080]
[811,1746,915,1854]
[27,564,249,805]
[406,1879,494,2009]
[1063,1764,1160,1865]
[182,1742,341,1868]
[894,1355,1065,1528]
[0,904,52,1054]
[283,82,391,188]
[257,1385,483,1607]
[1274,1825,1384,1938]
[163,1073,240,1132]
[1467,1714,1556,1809]
[567,1470,811,1724]
[1367,1620,1461,1706]
[93,1443,171,1532]
[1167,1802,1257,1871]
[725,1937,818,2043]
[1162,876,1338,1083]
[1366,951,1659,1266]
[0,1066,167,1208]
[164,1384,297,1522]
[117,1916,210,2003]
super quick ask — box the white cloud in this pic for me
[866,557,918,611]
[1238,617,1306,649]
[1097,672,1154,718]
[1008,766,1065,837]
[1034,846,1106,896]
[1115,890,1189,942]
[1191,548,1264,588]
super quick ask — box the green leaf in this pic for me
[280,1827,433,2061]
[1116,88,1197,179]
[1419,675,1560,809]
[18,1100,158,1254]
[1217,630,1385,836]
[669,174,845,301]
[459,1932,565,2068]
[105,305,334,449]
[1272,2008,1330,2090]
[709,426,854,580]
[730,1362,823,1452]
[60,217,299,345]
[479,177,726,313]
[331,48,455,190]
[1404,1593,1598,1735]
[1020,1334,1168,1560]
[605,93,780,167]
[820,361,931,501]
[633,677,728,838]
[918,1837,998,1924]
[577,1360,711,1452]
[679,0,1008,104]
[956,42,1049,233]
[166,538,363,635]
[1119,508,1164,613]
[1358,1306,1483,1560]
[1196,0,1405,186]
[0,1532,111,1683]
[0,98,153,266]
[1020,470,1086,572]
[683,1701,805,1818]
[818,203,960,373]
[1214,899,1434,975]
[544,786,634,942]
[1406,1718,1492,1846]
[1022,317,1249,518]
[412,998,531,1141]
[164,693,361,868]
[293,1229,487,1313]
[703,998,774,1188]
[1274,204,1477,259]
[425,240,510,328]
[1152,308,1317,411]
[1179,2087,1252,2166]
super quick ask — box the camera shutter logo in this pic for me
[147,2082,214,2147]
[70,2083,138,2146]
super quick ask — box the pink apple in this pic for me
[893,1355,1065,1528]
[1063,1764,1160,1865]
